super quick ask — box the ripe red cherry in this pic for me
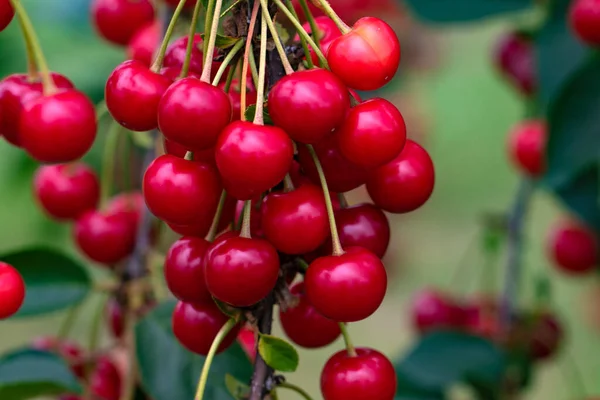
[280,282,341,348]
[215,121,294,200]
[218,79,257,121]
[237,325,257,363]
[327,17,401,91]
[321,348,397,400]
[529,312,563,361]
[0,0,14,32]
[90,356,122,400]
[367,140,434,213]
[127,21,159,66]
[548,220,598,275]
[172,301,240,356]
[494,32,536,96]
[297,133,368,193]
[106,191,144,228]
[295,16,341,65]
[33,163,99,220]
[164,237,212,303]
[261,184,329,254]
[105,60,171,131]
[20,90,97,163]
[507,120,546,177]
[570,0,600,46]
[0,262,24,319]
[105,298,126,339]
[158,78,232,151]
[32,336,86,378]
[0,73,73,146]
[143,154,222,226]
[164,0,197,8]
[268,69,350,144]
[91,0,155,46]
[164,34,204,75]
[204,236,280,307]
[305,247,387,322]
[411,289,465,334]
[337,98,406,168]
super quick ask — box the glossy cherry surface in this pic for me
[507,119,546,177]
[0,262,24,319]
[167,194,235,238]
[0,0,13,32]
[570,0,600,45]
[494,32,536,96]
[164,33,204,75]
[296,16,341,65]
[91,0,155,46]
[411,288,465,334]
[127,21,159,66]
[548,220,598,275]
[164,237,212,303]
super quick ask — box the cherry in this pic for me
[237,325,257,363]
[268,69,350,144]
[106,298,126,339]
[105,60,171,131]
[295,16,341,65]
[90,356,122,400]
[20,89,97,163]
[215,121,294,200]
[297,133,368,193]
[164,0,197,9]
[494,32,536,96]
[167,195,235,238]
[280,282,341,348]
[0,0,14,32]
[366,139,435,214]
[570,0,600,46]
[143,154,222,226]
[164,237,212,303]
[204,236,280,307]
[529,312,563,361]
[0,73,73,146]
[164,34,204,76]
[91,0,155,46]
[548,220,598,275]
[127,21,159,66]
[172,300,240,356]
[337,98,406,168]
[163,137,216,167]
[0,262,24,319]
[218,79,257,122]
[261,184,329,254]
[33,163,99,220]
[327,17,401,91]
[106,191,144,228]
[32,336,86,378]
[411,289,465,334]
[158,77,232,151]
[305,247,387,322]
[321,348,397,400]
[507,119,546,178]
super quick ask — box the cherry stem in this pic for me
[220,0,243,17]
[150,0,188,73]
[13,7,37,77]
[248,49,260,88]
[240,200,253,238]
[100,121,123,207]
[206,190,228,242]
[9,0,55,94]
[306,144,343,256]
[337,193,348,209]
[283,174,295,192]
[277,382,314,400]
[56,304,81,342]
[223,59,239,93]
[338,323,357,357]
[179,0,204,78]
[211,39,245,85]
[202,0,216,61]
[200,0,225,83]
[314,0,350,33]
[253,8,269,126]
[260,0,294,75]
[273,0,328,68]
[194,318,238,400]
[295,0,320,68]
[240,0,261,121]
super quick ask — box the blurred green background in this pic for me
[0,1,598,399]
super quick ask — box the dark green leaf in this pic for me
[136,301,253,400]
[0,247,91,317]
[402,0,533,23]
[244,104,273,125]
[0,349,82,399]
[200,33,241,49]
[257,334,299,373]
[225,374,250,399]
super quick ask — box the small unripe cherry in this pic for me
[507,120,546,178]
[570,0,600,46]
[548,220,598,275]
[0,0,14,32]
[164,237,212,303]
[0,262,25,319]
[127,21,159,66]
[91,0,155,46]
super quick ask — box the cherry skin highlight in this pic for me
[367,140,435,214]
[411,288,465,334]
[570,0,600,46]
[0,0,14,33]
[507,119,546,178]
[164,237,212,304]
[0,262,25,319]
[127,21,159,66]
[91,0,155,46]
[548,220,598,275]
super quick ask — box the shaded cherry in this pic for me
[494,32,536,96]
[32,336,86,378]
[0,262,24,319]
[106,191,144,229]
[280,282,341,348]
[215,121,294,200]
[548,220,598,275]
[268,69,350,144]
[570,0,600,46]
[33,163,100,220]
[529,312,564,361]
[105,298,126,339]
[127,21,159,66]
[164,237,212,303]
[105,60,171,131]
[172,301,240,356]
[167,194,235,238]
[237,325,257,363]
[159,65,200,81]
[163,137,216,167]
[321,348,397,400]
[411,288,465,334]
[0,0,13,32]
[337,98,406,168]
[164,34,204,75]
[305,247,387,322]
[366,139,435,214]
[90,356,122,400]
[91,0,155,46]
[507,119,546,178]
[218,79,257,121]
[327,17,401,91]
[204,236,280,307]
[295,16,341,65]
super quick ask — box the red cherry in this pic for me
[20,90,97,163]
[237,325,257,363]
[91,0,155,46]
[167,194,235,238]
[295,16,341,65]
[411,289,465,334]
[158,77,232,151]
[305,247,387,322]
[367,140,434,214]
[90,356,122,400]
[0,0,14,32]
[507,120,546,177]
[268,69,350,144]
[204,236,280,307]
[159,66,201,82]
[0,262,24,319]
[219,79,257,122]
[327,17,400,91]
[164,0,197,9]
[280,282,341,348]
[106,191,144,228]
[164,237,212,303]
[337,98,406,168]
[163,137,216,167]
[105,60,171,131]
[164,34,204,75]
[215,121,294,200]
[143,154,222,226]
[172,301,240,356]
[106,298,126,339]
[33,163,99,220]
[32,336,86,378]
[494,32,536,96]
[297,133,368,193]
[570,0,600,46]
[529,312,563,361]
[0,73,74,146]
[548,220,598,275]
[127,21,159,66]
[321,348,397,400]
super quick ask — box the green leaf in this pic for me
[257,334,299,373]
[200,33,241,49]
[0,247,92,317]
[244,104,273,125]
[136,301,253,400]
[0,349,82,399]
[402,0,533,23]
[224,374,250,400]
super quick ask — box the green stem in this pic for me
[211,39,245,85]
[223,59,238,93]
[253,10,269,125]
[150,0,189,72]
[295,0,320,68]
[283,174,295,192]
[338,323,357,357]
[314,0,350,33]
[220,0,243,17]
[260,0,294,75]
[14,7,37,77]
[248,49,260,89]
[240,0,260,121]
[240,200,253,238]
[101,121,123,207]
[180,0,204,78]
[206,190,228,242]
[194,318,238,400]
[202,0,217,65]
[200,0,225,83]
[277,382,314,400]
[306,145,343,256]
[57,305,81,341]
